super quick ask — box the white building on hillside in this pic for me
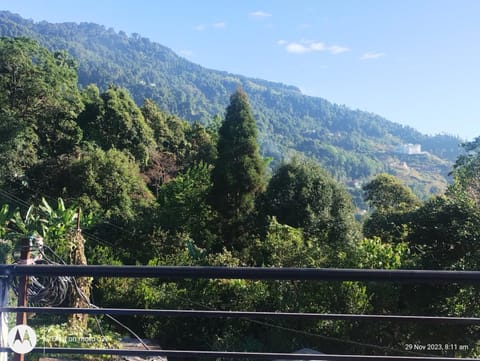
[394,143,422,155]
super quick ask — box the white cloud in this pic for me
[311,42,326,51]
[194,24,206,31]
[250,11,272,19]
[361,51,385,60]
[212,22,226,28]
[286,43,310,54]
[279,40,349,55]
[329,45,350,54]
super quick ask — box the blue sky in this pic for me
[2,0,479,139]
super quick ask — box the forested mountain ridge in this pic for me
[0,11,462,199]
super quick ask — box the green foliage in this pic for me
[408,195,480,270]
[362,174,421,243]
[348,147,480,353]
[0,203,11,262]
[351,237,410,269]
[449,136,480,206]
[157,162,216,249]
[262,158,359,250]
[185,122,217,166]
[0,37,83,185]
[210,89,266,248]
[362,211,412,244]
[141,98,189,155]
[34,323,121,360]
[76,84,104,144]
[78,85,155,165]
[249,217,324,267]
[0,203,9,238]
[97,245,372,355]
[406,140,480,270]
[363,173,421,213]
[69,148,154,220]
[6,198,93,260]
[0,109,38,182]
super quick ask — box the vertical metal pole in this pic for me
[77,208,81,232]
[13,238,31,361]
[0,276,8,361]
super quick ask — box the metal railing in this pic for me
[1,265,480,360]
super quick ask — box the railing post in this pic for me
[13,237,32,361]
[0,275,8,361]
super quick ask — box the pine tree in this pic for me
[210,89,265,248]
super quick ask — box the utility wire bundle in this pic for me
[10,242,73,307]
[9,239,149,350]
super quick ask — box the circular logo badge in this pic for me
[7,325,37,354]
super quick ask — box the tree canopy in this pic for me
[78,85,155,165]
[0,37,82,184]
[262,158,359,250]
[210,88,266,248]
[363,173,421,213]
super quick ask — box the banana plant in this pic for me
[6,198,95,261]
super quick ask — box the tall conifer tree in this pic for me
[210,88,265,248]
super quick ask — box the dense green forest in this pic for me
[0,11,464,207]
[0,36,480,358]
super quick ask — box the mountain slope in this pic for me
[0,11,462,201]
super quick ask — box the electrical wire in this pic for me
[1,175,473,357]
[81,231,115,248]
[0,187,149,351]
[6,261,479,357]
[8,240,149,352]
[0,187,116,248]
[14,184,139,237]
[43,243,113,350]
[0,188,32,209]
[10,246,73,307]
[173,294,437,357]
[247,318,437,357]
[43,244,150,351]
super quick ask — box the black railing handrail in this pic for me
[2,264,480,283]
